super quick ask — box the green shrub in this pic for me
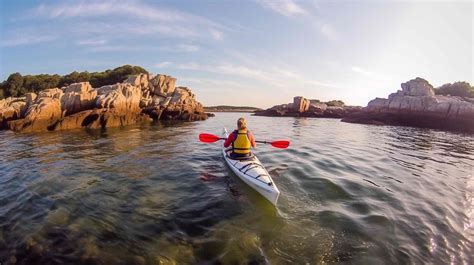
[325,100,345,107]
[435,82,474,97]
[1,65,148,98]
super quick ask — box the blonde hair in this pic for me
[237,117,247,130]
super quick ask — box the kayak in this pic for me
[222,128,280,205]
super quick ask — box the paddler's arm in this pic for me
[249,132,256,148]
[224,133,234,147]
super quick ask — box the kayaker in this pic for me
[224,117,256,158]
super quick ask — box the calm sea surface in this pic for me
[0,113,473,264]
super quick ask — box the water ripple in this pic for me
[0,114,473,264]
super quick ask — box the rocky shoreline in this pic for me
[2,73,472,134]
[254,96,362,118]
[0,73,209,133]
[342,78,474,133]
[252,77,473,133]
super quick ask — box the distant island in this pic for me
[255,77,474,133]
[0,65,209,133]
[254,97,362,118]
[204,105,262,112]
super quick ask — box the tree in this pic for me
[4,73,24,97]
[436,82,474,98]
[0,65,149,98]
[59,71,92,87]
[326,100,345,107]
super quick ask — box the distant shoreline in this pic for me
[204,106,262,113]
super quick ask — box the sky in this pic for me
[0,0,472,108]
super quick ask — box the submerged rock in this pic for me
[46,207,70,227]
[343,77,474,133]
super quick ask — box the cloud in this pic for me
[273,67,301,79]
[256,0,338,41]
[158,44,200,52]
[176,62,201,70]
[319,23,338,41]
[0,35,56,47]
[176,44,200,52]
[257,0,308,17]
[76,39,107,46]
[210,29,224,40]
[13,0,229,52]
[305,80,347,90]
[154,62,171,68]
[31,1,227,33]
[352,66,392,82]
[71,22,201,39]
[85,45,144,52]
[216,65,274,83]
[34,1,212,25]
[179,77,248,91]
[168,61,343,91]
[169,62,275,83]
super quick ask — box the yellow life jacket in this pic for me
[232,129,251,154]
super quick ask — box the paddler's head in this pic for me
[237,117,247,130]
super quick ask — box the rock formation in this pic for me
[342,77,474,133]
[292,96,310,113]
[0,97,27,129]
[0,73,209,132]
[61,82,97,115]
[254,96,361,118]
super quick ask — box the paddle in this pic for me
[199,133,290,149]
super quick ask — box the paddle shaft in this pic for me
[199,133,289,148]
[213,137,272,145]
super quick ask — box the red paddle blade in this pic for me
[270,140,290,149]
[199,133,221,143]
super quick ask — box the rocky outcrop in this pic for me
[38,88,64,99]
[0,97,27,129]
[150,74,176,97]
[49,109,152,131]
[342,77,474,133]
[61,82,97,115]
[8,97,62,132]
[164,86,206,120]
[0,72,209,133]
[96,83,142,112]
[293,96,310,113]
[254,96,361,118]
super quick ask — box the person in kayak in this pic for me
[224,117,256,158]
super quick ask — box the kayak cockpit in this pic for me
[224,149,255,161]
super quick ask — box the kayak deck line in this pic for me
[238,162,259,171]
[228,158,272,186]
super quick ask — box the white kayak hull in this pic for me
[222,128,280,205]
